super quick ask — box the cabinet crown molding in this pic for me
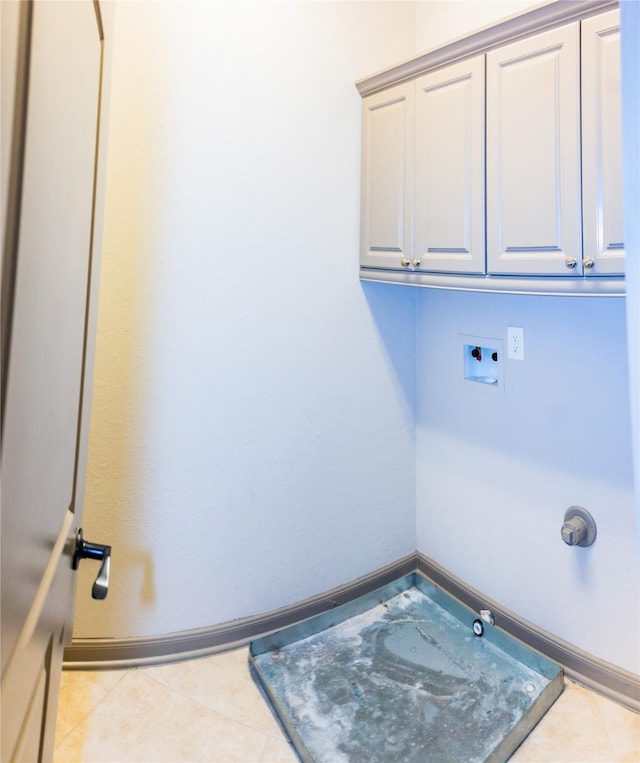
[356,0,618,97]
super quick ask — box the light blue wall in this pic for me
[621,0,640,546]
[75,1,418,640]
[415,290,639,672]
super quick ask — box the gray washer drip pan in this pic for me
[249,573,563,763]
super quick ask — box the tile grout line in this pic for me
[592,687,640,759]
[257,732,272,763]
[54,670,130,755]
[136,663,289,743]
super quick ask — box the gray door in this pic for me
[1,2,110,759]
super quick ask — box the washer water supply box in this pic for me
[249,573,563,763]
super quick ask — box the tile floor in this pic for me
[54,647,639,763]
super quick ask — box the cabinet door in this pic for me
[360,82,414,270]
[487,23,581,276]
[581,9,624,276]
[414,55,485,274]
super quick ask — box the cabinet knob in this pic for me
[583,257,595,270]
[400,257,411,267]
[564,257,578,269]
[411,258,421,268]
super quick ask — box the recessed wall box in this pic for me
[461,335,504,396]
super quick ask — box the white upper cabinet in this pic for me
[356,1,624,294]
[486,23,582,276]
[414,55,485,274]
[581,9,624,276]
[360,82,414,270]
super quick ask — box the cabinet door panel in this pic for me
[487,23,581,275]
[360,83,413,270]
[415,56,485,274]
[582,9,624,276]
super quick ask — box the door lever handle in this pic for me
[73,528,111,599]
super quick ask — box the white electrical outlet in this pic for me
[507,327,524,360]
